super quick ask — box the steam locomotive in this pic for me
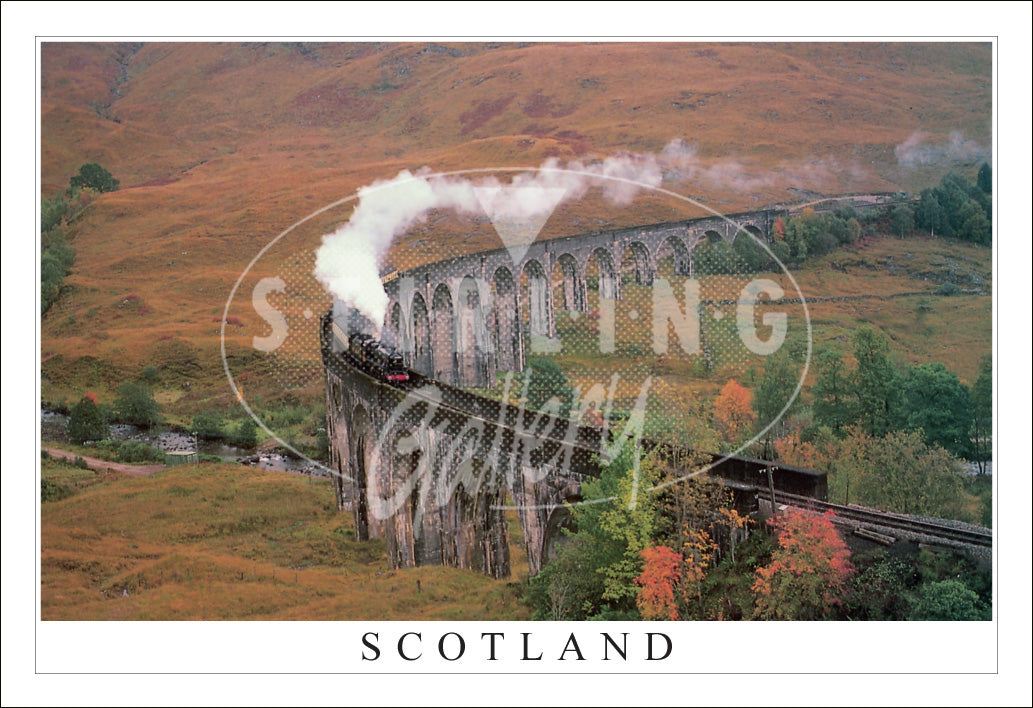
[346,332,410,383]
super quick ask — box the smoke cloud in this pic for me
[895,130,990,168]
[314,155,665,332]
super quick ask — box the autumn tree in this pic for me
[636,546,682,620]
[714,379,755,444]
[752,510,854,620]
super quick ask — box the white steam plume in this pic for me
[314,156,664,333]
[895,130,989,169]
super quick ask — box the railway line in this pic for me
[762,489,993,548]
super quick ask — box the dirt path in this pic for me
[42,446,165,477]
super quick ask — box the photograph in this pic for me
[37,39,994,625]
[7,8,1031,704]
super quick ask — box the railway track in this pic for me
[763,489,993,548]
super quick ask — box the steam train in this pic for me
[327,303,410,383]
[340,330,410,383]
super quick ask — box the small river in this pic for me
[41,410,328,477]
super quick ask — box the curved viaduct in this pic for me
[320,206,827,580]
[380,209,783,387]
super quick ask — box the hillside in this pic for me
[40,457,530,620]
[40,41,992,416]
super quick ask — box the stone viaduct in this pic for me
[321,207,812,580]
[380,209,783,388]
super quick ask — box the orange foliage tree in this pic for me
[636,545,682,620]
[714,379,756,443]
[752,510,854,620]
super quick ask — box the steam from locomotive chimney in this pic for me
[313,155,667,333]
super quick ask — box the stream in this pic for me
[41,410,329,477]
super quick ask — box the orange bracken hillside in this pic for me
[40,42,991,412]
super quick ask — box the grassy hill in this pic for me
[40,456,529,620]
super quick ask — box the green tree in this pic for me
[960,209,991,245]
[970,356,992,474]
[190,409,226,439]
[976,162,992,194]
[68,396,108,444]
[69,163,119,193]
[40,235,76,315]
[852,327,900,437]
[898,362,972,458]
[524,534,618,620]
[811,349,855,435]
[914,188,947,236]
[524,357,574,416]
[844,551,917,621]
[113,382,161,428]
[693,238,736,275]
[856,430,968,518]
[524,446,661,620]
[234,418,258,448]
[753,351,799,457]
[890,205,915,238]
[733,232,769,272]
[910,580,989,621]
[41,196,68,232]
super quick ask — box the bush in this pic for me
[234,418,258,448]
[115,441,165,463]
[910,580,989,621]
[42,478,74,502]
[935,282,962,296]
[191,409,226,440]
[113,382,161,427]
[92,439,166,463]
[41,196,68,232]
